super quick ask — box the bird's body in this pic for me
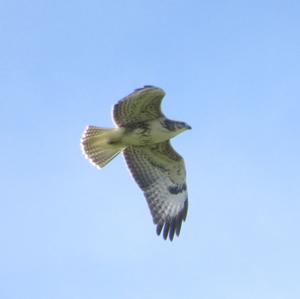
[81,86,191,241]
[106,118,188,146]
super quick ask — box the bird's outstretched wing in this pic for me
[113,86,165,127]
[123,141,188,241]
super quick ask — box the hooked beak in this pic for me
[186,124,192,130]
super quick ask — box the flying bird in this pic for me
[81,86,191,241]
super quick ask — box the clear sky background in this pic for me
[1,0,299,298]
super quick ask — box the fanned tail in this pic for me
[81,126,124,168]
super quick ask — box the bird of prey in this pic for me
[81,86,191,241]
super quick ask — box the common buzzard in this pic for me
[81,86,191,241]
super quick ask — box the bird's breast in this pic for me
[121,120,175,146]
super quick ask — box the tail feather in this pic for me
[81,126,124,168]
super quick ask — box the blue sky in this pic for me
[1,0,299,298]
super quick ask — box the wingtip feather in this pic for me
[155,199,188,241]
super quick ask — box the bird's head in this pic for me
[175,121,192,131]
[163,119,192,133]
